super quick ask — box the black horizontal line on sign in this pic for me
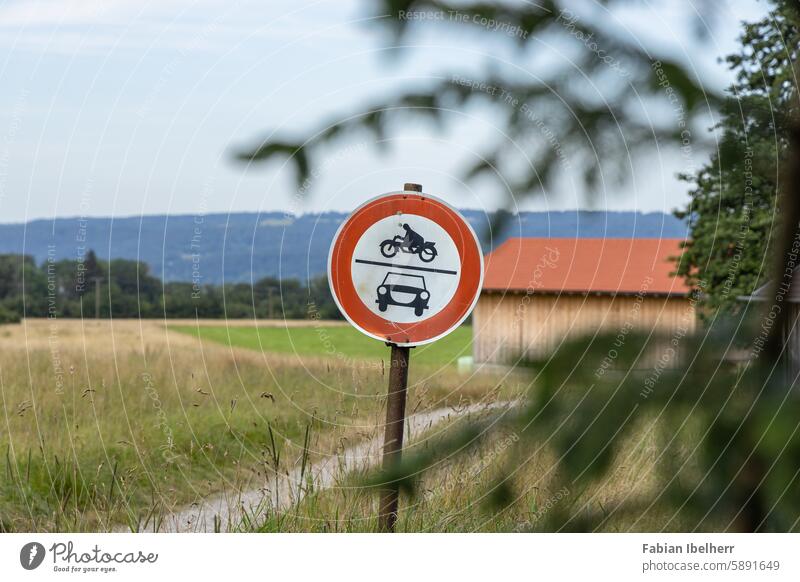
[354,259,458,276]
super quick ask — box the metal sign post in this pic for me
[327,182,483,532]
[377,183,420,532]
[378,341,411,531]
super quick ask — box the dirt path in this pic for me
[148,401,512,532]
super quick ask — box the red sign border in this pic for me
[327,191,484,347]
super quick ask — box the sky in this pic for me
[0,0,771,223]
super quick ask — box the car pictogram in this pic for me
[376,272,430,316]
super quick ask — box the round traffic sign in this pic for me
[328,191,484,346]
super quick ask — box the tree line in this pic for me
[0,251,342,323]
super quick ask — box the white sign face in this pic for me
[350,215,462,324]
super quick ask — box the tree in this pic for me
[308,275,342,320]
[675,6,799,319]
[0,253,330,322]
[0,255,28,299]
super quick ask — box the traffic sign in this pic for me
[328,189,484,347]
[329,183,483,532]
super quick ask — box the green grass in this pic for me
[169,324,473,367]
[1,321,699,533]
[0,319,502,532]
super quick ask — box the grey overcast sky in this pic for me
[0,0,769,223]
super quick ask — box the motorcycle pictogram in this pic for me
[379,224,438,263]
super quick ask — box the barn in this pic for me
[472,238,695,366]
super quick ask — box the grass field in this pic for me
[0,318,696,533]
[245,415,683,533]
[169,323,473,368]
[0,319,512,532]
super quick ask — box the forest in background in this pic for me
[0,250,340,323]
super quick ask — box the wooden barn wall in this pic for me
[472,292,696,365]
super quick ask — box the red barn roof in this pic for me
[482,238,689,296]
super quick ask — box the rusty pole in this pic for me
[377,182,421,532]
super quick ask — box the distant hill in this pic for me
[0,211,688,284]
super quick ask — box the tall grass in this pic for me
[0,319,509,532]
[241,412,708,533]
